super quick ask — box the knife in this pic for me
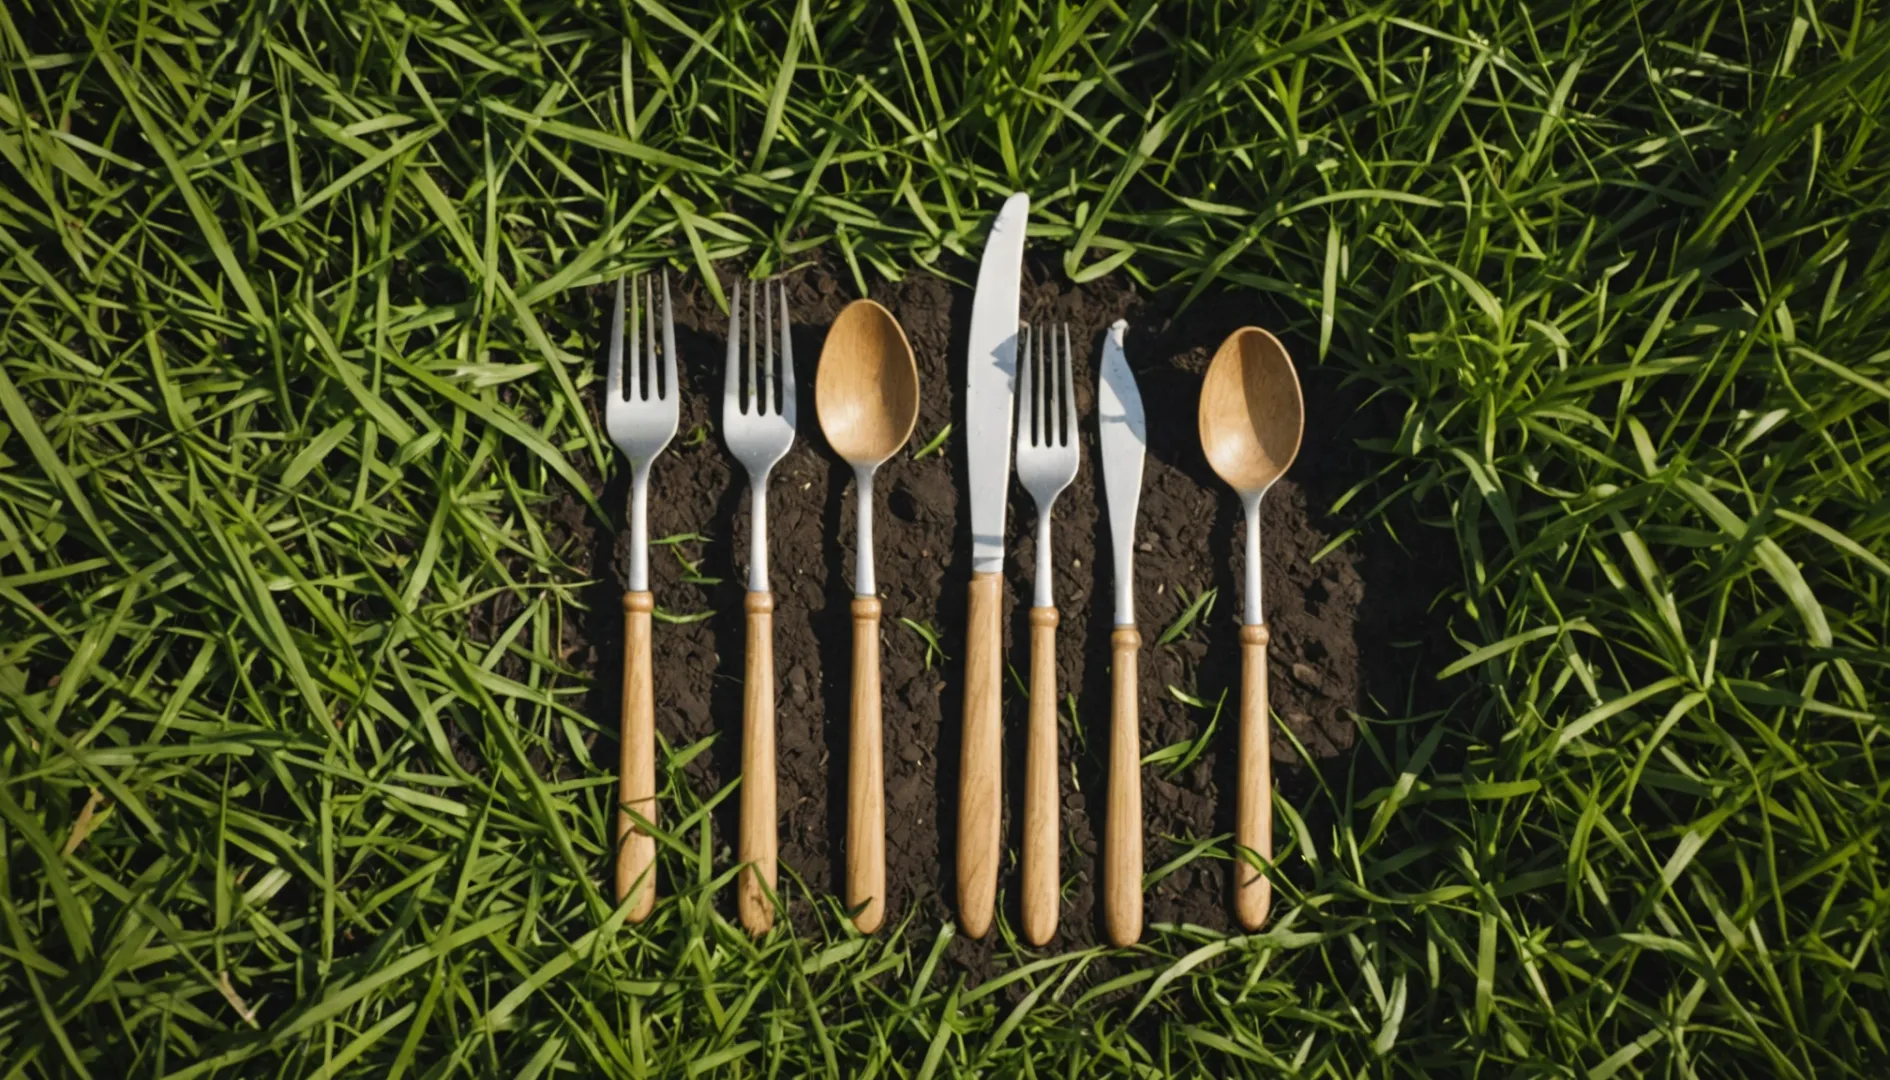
[958,191,1028,940]
[1097,319,1146,946]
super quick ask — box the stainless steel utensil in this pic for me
[1097,319,1146,946]
[722,278,797,935]
[1015,322,1078,946]
[604,272,679,922]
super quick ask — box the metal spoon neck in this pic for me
[1242,488,1265,627]
[853,464,877,598]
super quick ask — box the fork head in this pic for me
[721,277,797,479]
[1015,322,1079,508]
[605,272,679,471]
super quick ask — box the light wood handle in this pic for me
[847,597,885,932]
[1020,607,1059,945]
[1105,626,1143,946]
[616,592,657,920]
[957,571,1003,939]
[738,591,777,934]
[1235,623,1273,930]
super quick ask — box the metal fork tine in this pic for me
[1060,324,1076,446]
[762,278,776,416]
[724,275,741,407]
[1043,323,1058,446]
[746,280,759,414]
[1022,323,1038,446]
[777,280,796,427]
[660,272,676,401]
[608,276,626,403]
[643,275,658,401]
[631,273,647,400]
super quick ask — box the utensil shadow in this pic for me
[816,456,854,902]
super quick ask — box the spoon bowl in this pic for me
[1200,327,1302,495]
[1198,325,1303,933]
[818,300,919,468]
[815,298,919,935]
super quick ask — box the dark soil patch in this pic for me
[550,255,1440,983]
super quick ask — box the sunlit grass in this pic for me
[1,0,1887,1075]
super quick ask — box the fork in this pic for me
[1016,323,1079,946]
[605,272,679,922]
[723,277,797,935]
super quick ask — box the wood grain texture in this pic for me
[1021,606,1060,946]
[738,591,777,935]
[815,301,919,464]
[1234,623,1273,930]
[615,591,657,921]
[1198,327,1303,492]
[957,571,1003,939]
[847,597,886,933]
[1105,626,1143,946]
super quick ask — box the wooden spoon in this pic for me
[1198,327,1303,930]
[816,299,920,934]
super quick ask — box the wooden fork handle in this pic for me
[847,597,886,933]
[738,591,777,934]
[1021,607,1060,945]
[615,592,657,920]
[1234,623,1273,930]
[1105,626,1143,946]
[957,571,1003,939]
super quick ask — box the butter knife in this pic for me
[1098,319,1146,946]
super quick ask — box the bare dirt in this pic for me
[544,255,1439,981]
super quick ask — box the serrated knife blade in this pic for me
[1098,319,1145,625]
[965,192,1029,574]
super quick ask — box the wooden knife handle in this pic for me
[1105,626,1143,946]
[957,571,1003,939]
[615,591,657,920]
[1021,606,1060,946]
[1234,623,1273,930]
[847,597,885,933]
[738,591,777,934]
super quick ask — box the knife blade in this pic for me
[1098,319,1145,625]
[965,192,1029,574]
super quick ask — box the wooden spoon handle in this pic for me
[1021,606,1060,945]
[1234,623,1273,930]
[616,592,657,920]
[738,591,777,934]
[957,571,1003,939]
[1105,626,1143,946]
[847,597,886,932]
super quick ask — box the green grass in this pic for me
[899,617,950,671]
[3,0,1888,1075]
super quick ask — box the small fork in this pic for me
[722,278,796,935]
[1015,323,1079,946]
[605,272,678,922]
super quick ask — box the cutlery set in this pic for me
[605,192,1305,945]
